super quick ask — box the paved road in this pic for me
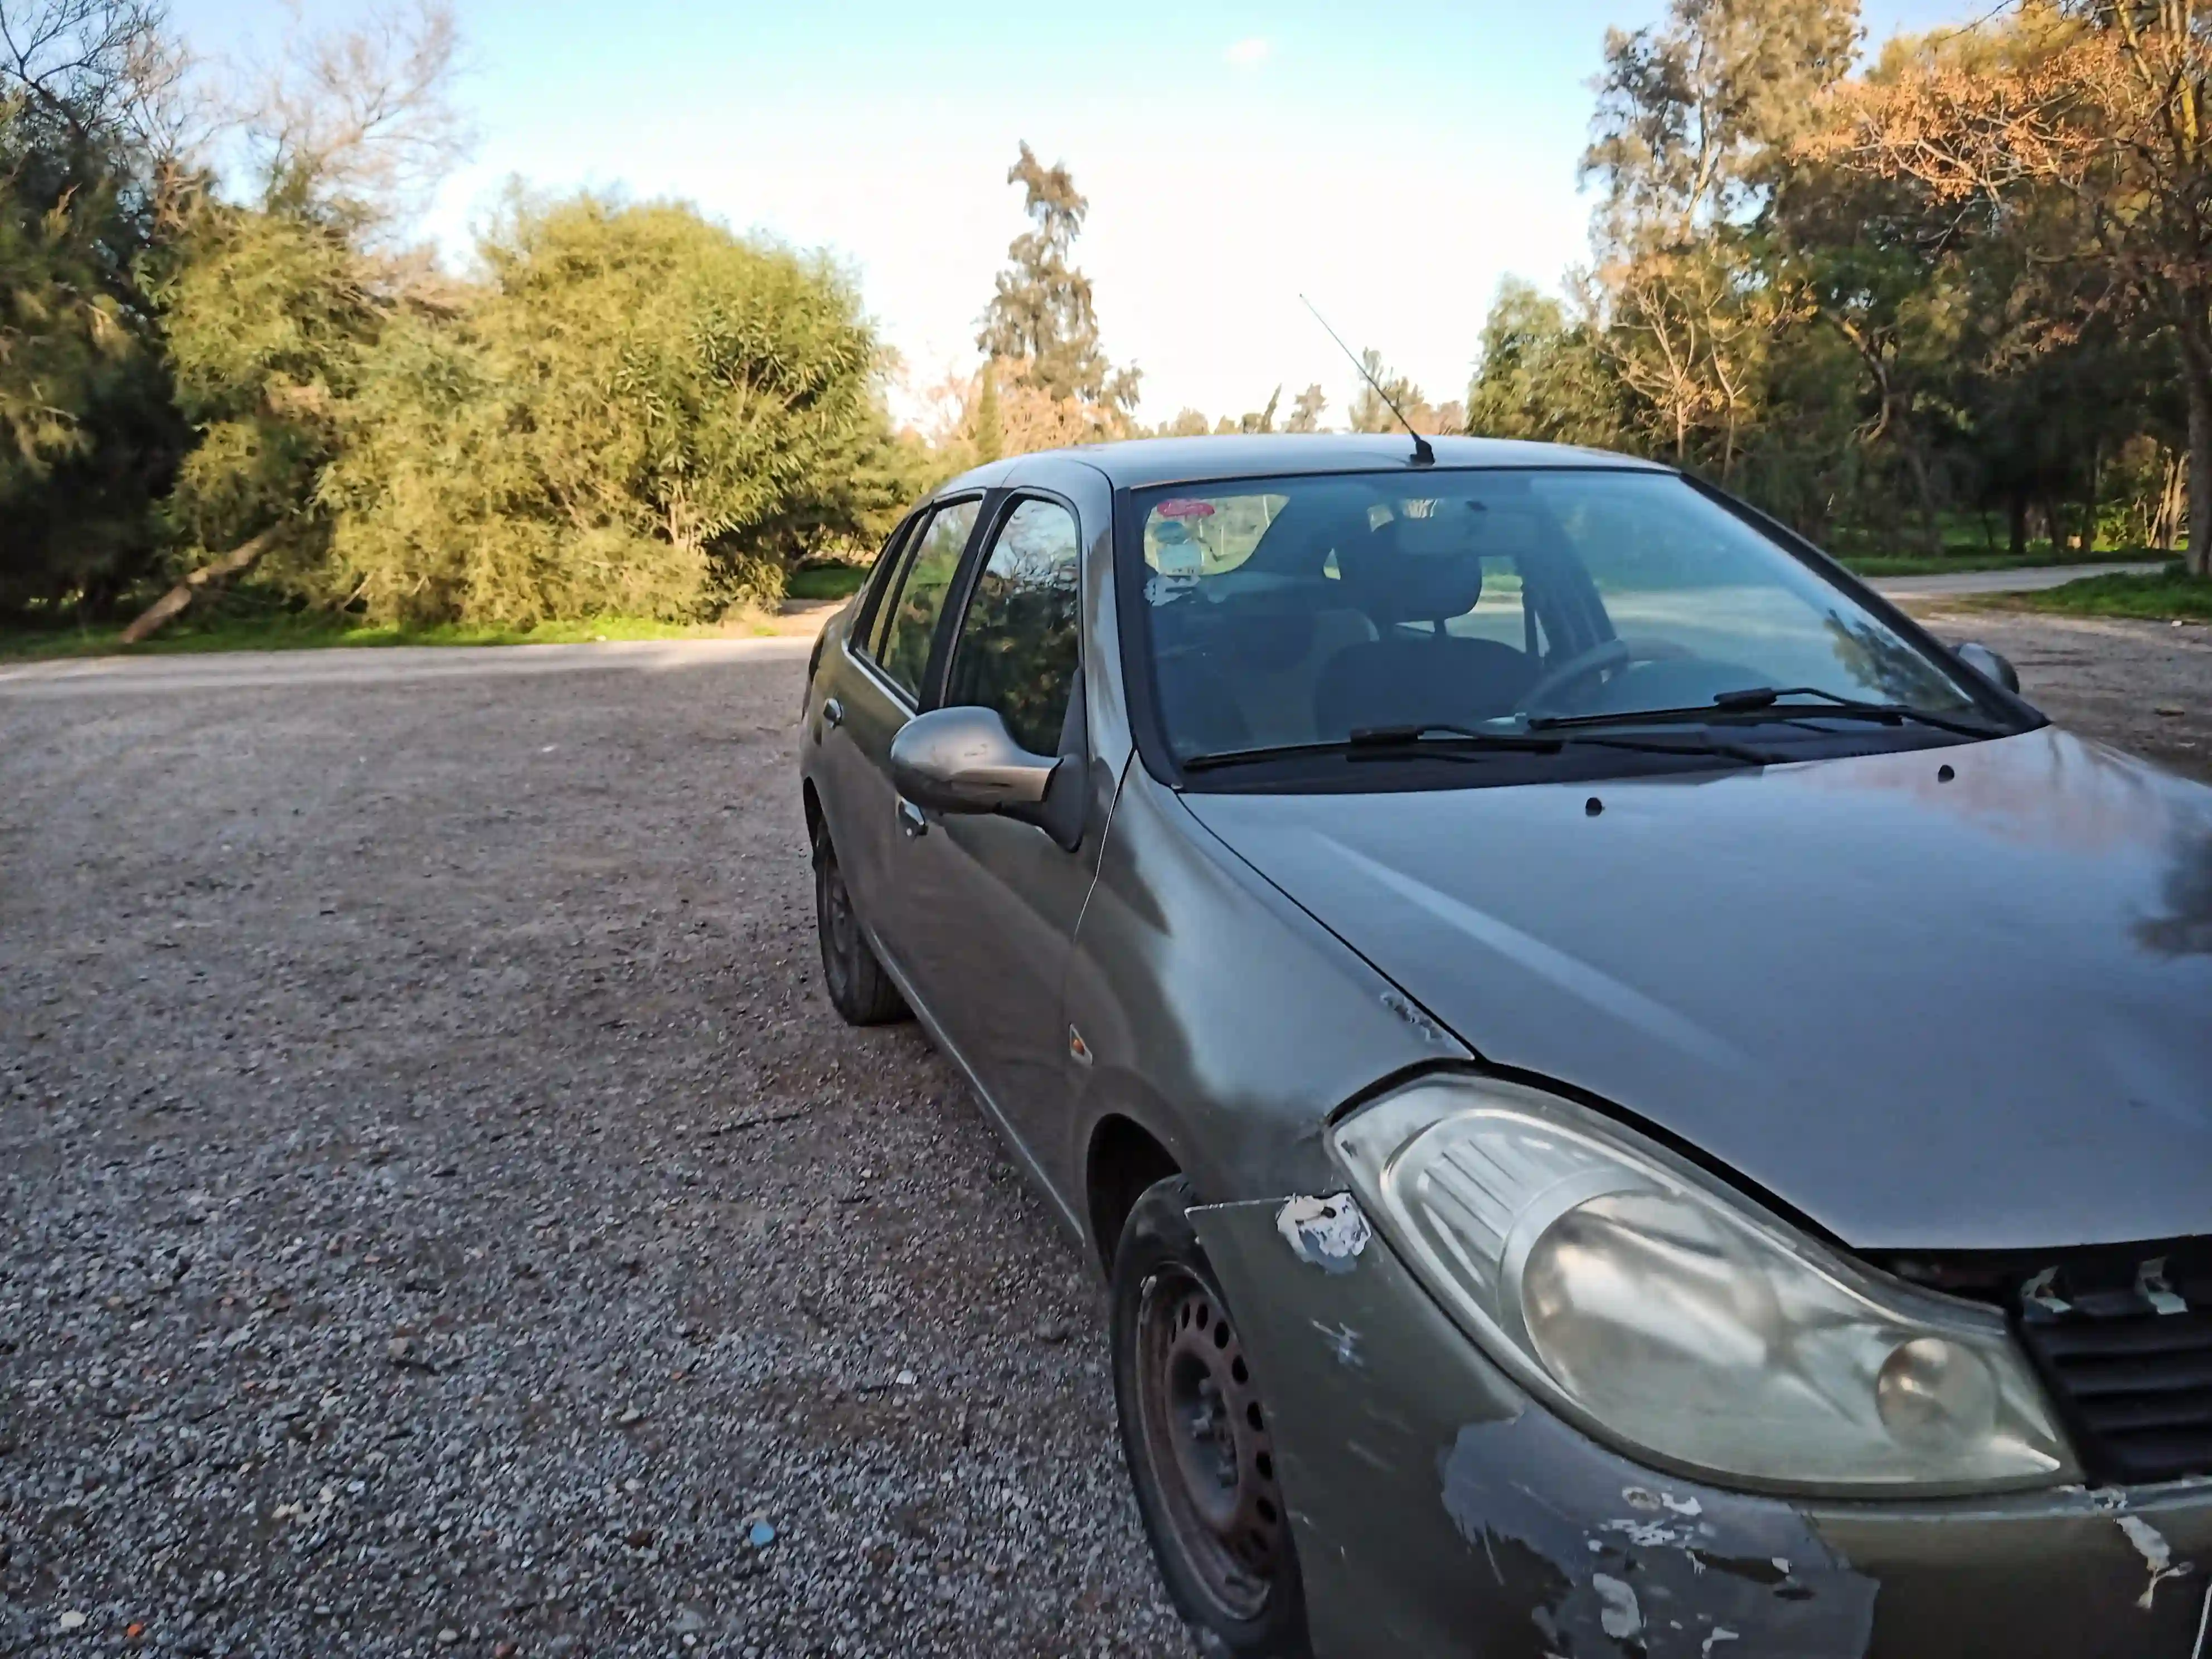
[0,636,814,697]
[1871,559,2167,599]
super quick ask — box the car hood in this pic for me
[1182,729,2212,1251]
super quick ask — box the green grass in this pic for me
[0,608,772,662]
[1995,566,2212,622]
[785,561,869,602]
[1835,546,2167,579]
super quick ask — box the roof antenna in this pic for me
[1300,293,1434,466]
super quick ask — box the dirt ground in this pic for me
[1913,604,2212,783]
[2,610,2207,1659]
[0,641,1191,1659]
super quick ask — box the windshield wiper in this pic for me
[1181,723,1774,773]
[1712,686,2001,735]
[1181,729,1562,772]
[1531,687,1999,739]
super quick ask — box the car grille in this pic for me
[2013,1250,2212,1486]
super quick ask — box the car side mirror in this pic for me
[1956,641,2021,694]
[890,706,1060,816]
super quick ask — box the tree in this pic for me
[1585,0,1863,246]
[1285,382,1326,432]
[971,359,1002,463]
[239,0,469,237]
[1815,1,2212,570]
[1466,278,1627,448]
[121,0,469,639]
[976,142,1139,428]
[1229,385,1280,433]
[1765,147,1975,549]
[0,0,191,615]
[313,197,899,625]
[1347,348,1448,434]
[1579,0,1860,483]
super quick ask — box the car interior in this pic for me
[1147,489,1566,753]
[1141,478,1861,756]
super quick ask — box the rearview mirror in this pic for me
[1956,641,2021,694]
[890,706,1059,815]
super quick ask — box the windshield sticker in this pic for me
[1155,497,1216,520]
[1156,541,1204,577]
[1151,516,1206,577]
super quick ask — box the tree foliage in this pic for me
[974,141,1139,440]
[1469,0,2199,563]
[1809,0,2212,570]
[0,0,187,611]
[0,0,920,628]
[318,198,902,624]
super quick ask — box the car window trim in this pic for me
[934,488,1089,755]
[851,507,925,659]
[856,488,993,711]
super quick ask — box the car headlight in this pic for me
[1331,1076,2077,1494]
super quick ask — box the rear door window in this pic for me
[872,497,982,700]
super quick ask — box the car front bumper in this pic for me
[1192,1196,2212,1659]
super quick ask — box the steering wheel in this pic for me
[1520,635,1692,716]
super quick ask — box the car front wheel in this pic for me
[812,826,908,1026]
[1112,1175,1312,1658]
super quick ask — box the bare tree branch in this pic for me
[231,0,473,237]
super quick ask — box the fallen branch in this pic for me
[118,527,283,645]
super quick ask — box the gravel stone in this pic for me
[0,651,1194,1657]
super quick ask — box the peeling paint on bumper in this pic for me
[1191,1196,2212,1659]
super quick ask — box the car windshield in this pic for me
[1131,468,2002,768]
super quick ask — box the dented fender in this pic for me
[1191,1194,2212,1659]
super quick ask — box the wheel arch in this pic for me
[802,777,825,855]
[1085,1112,1183,1274]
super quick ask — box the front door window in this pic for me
[945,498,1083,755]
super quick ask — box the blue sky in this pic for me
[171,0,1973,427]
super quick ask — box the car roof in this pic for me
[942,433,1671,495]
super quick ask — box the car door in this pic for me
[812,493,986,937]
[883,492,1096,1165]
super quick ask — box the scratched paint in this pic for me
[1438,1413,1879,1657]
[1274,1192,1372,1274]
[2117,1513,2196,1611]
[2022,1266,2074,1316]
[2140,1256,2190,1316]
[1592,1573,1643,1641]
[1309,1318,1365,1368]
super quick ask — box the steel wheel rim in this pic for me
[1134,1265,1286,1622]
[819,851,855,997]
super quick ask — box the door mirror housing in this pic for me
[891,706,1060,816]
[1956,641,2021,694]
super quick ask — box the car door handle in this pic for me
[895,798,927,840]
[821,697,845,729]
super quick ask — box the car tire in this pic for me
[1112,1176,1313,1659]
[812,826,908,1026]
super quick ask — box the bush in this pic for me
[313,197,905,625]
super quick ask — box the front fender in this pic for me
[1061,765,1468,1219]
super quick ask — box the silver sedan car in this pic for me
[797,435,2212,1659]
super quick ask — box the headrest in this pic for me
[1333,515,1486,625]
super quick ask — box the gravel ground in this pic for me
[1916,605,2212,782]
[0,645,1192,1659]
[3,610,2208,1659]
